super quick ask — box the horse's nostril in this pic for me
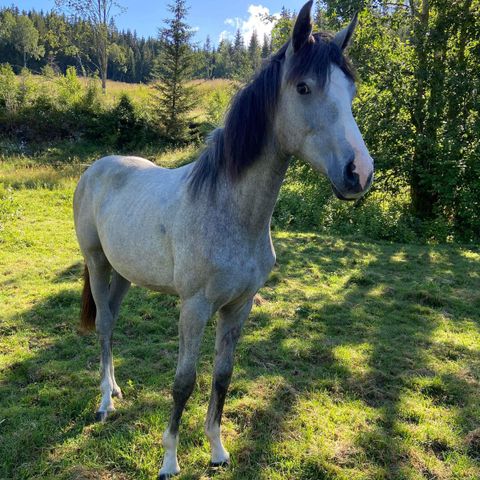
[343,159,360,190]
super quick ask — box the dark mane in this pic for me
[188,32,355,196]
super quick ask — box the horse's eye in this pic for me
[296,83,311,95]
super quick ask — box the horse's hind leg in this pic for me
[84,251,119,421]
[108,271,131,399]
[205,297,253,466]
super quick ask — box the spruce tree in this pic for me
[232,28,249,80]
[261,33,271,59]
[152,0,195,142]
[215,39,233,78]
[248,30,261,72]
[203,35,215,79]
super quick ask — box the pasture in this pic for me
[1,157,480,479]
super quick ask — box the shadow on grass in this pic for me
[53,262,83,283]
[1,237,479,479]
[227,237,480,479]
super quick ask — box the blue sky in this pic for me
[11,1,302,44]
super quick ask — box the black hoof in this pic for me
[209,460,230,469]
[158,474,177,480]
[95,411,108,423]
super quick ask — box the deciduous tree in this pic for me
[10,15,45,68]
[55,0,124,93]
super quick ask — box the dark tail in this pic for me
[80,264,96,332]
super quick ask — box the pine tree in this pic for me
[214,39,233,78]
[261,33,271,59]
[152,0,195,142]
[248,30,261,72]
[233,28,244,53]
[232,28,249,80]
[203,35,215,79]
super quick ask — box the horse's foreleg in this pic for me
[107,270,131,399]
[159,295,212,480]
[205,297,253,466]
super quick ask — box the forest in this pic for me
[0,5,273,83]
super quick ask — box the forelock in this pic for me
[285,32,355,88]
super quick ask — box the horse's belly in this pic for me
[98,219,177,293]
[111,256,177,294]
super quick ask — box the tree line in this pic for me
[0,5,273,85]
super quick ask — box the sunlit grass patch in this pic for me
[0,163,82,190]
[151,144,200,168]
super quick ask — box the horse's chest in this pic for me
[203,241,275,304]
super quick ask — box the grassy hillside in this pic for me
[1,158,480,479]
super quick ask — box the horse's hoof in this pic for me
[209,460,230,469]
[95,411,108,423]
[112,389,123,399]
[158,474,177,480]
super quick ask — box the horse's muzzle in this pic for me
[331,168,374,201]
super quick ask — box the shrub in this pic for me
[57,66,82,106]
[205,88,232,127]
[0,63,18,113]
[17,68,37,108]
[274,160,419,243]
[112,94,141,148]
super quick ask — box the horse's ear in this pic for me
[333,13,358,51]
[291,1,314,53]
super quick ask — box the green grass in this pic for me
[1,159,480,480]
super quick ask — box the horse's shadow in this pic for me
[1,238,479,479]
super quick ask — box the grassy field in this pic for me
[1,157,480,480]
[14,73,234,118]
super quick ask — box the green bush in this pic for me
[111,94,144,148]
[274,160,420,243]
[0,63,18,113]
[57,66,82,106]
[205,88,232,127]
[0,69,158,146]
[17,68,38,108]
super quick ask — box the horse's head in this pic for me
[274,1,374,201]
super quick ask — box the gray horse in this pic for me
[73,1,374,477]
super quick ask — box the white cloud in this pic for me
[219,4,280,44]
[219,30,233,42]
[224,18,238,28]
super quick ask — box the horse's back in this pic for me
[75,154,189,211]
[76,155,163,198]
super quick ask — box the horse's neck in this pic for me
[221,137,290,234]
